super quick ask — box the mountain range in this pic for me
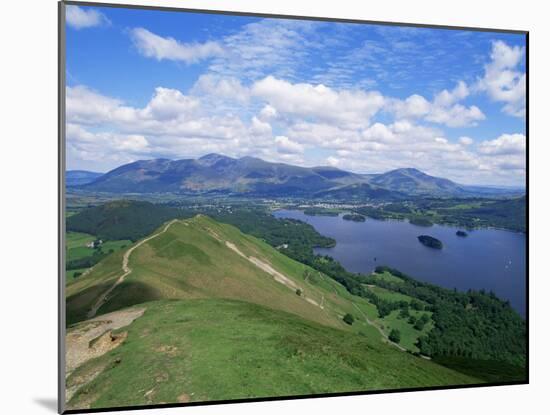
[68,153,524,199]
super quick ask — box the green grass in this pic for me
[67,216,350,329]
[65,232,131,285]
[369,271,405,285]
[365,285,414,303]
[66,232,95,250]
[66,299,480,410]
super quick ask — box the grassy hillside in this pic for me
[66,299,478,410]
[67,215,378,336]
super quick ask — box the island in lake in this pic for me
[342,213,366,222]
[418,235,443,249]
[409,217,434,227]
[456,230,468,237]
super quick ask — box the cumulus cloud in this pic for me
[478,133,526,156]
[275,135,304,154]
[130,28,223,63]
[389,81,485,127]
[67,123,150,168]
[258,105,278,121]
[252,76,384,128]
[459,136,474,146]
[66,5,109,30]
[477,41,526,117]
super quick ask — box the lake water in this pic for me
[273,210,526,317]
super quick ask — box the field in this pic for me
[66,231,131,282]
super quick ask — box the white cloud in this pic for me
[130,28,223,63]
[191,74,249,103]
[142,87,199,121]
[275,136,304,154]
[478,133,526,156]
[258,105,278,121]
[388,81,485,127]
[391,94,431,119]
[459,136,474,146]
[252,76,384,128]
[425,103,485,127]
[67,123,150,168]
[66,6,109,30]
[433,81,469,107]
[249,117,272,136]
[477,41,526,117]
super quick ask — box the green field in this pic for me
[66,231,131,282]
[365,285,414,303]
[66,299,478,410]
[369,270,406,285]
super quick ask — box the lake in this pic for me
[273,210,526,317]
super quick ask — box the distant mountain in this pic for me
[369,168,466,196]
[66,170,103,186]
[78,154,371,197]
[75,154,519,199]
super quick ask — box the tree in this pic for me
[414,320,426,331]
[343,313,355,325]
[414,314,430,331]
[399,306,410,319]
[408,315,417,325]
[295,288,302,296]
[389,329,401,343]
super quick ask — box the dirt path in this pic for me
[87,220,180,319]
[219,236,324,309]
[351,302,407,352]
[65,307,145,402]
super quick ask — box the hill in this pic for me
[73,154,511,198]
[66,200,186,242]
[369,168,466,196]
[66,214,369,328]
[65,299,477,410]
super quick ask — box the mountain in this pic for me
[369,168,466,196]
[65,215,477,409]
[66,170,103,186]
[79,154,374,197]
[74,154,518,199]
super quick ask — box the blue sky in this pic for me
[65,4,527,186]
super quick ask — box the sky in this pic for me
[65,5,527,186]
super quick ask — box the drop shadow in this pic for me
[34,398,57,413]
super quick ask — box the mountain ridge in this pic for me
[70,154,523,198]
